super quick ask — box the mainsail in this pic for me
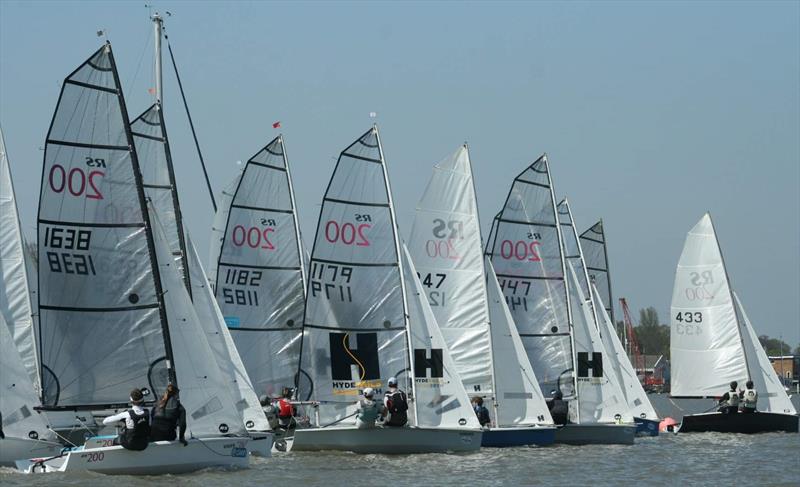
[210,136,306,398]
[37,44,170,408]
[485,155,574,398]
[579,220,615,324]
[556,198,599,327]
[0,126,38,385]
[130,104,190,292]
[408,145,492,395]
[670,214,749,397]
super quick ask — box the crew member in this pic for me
[717,381,740,414]
[548,390,569,425]
[150,384,187,445]
[276,387,296,430]
[472,397,491,427]
[355,388,383,429]
[740,380,758,413]
[383,377,408,427]
[102,388,150,451]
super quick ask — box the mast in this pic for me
[282,134,308,297]
[373,125,418,425]
[545,157,579,422]
[465,142,499,424]
[152,12,163,103]
[708,213,752,383]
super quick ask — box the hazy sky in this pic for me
[1,1,798,346]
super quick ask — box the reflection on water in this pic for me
[1,431,798,486]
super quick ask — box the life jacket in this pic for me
[120,408,150,451]
[277,398,294,418]
[150,397,181,441]
[385,390,408,426]
[549,399,568,416]
[742,389,758,408]
[727,391,740,407]
[357,399,381,423]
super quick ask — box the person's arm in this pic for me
[178,404,187,445]
[102,411,128,425]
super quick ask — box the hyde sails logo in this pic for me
[414,348,444,386]
[576,352,605,385]
[329,332,382,395]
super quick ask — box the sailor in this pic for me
[102,388,151,451]
[275,387,296,430]
[149,384,187,445]
[548,390,569,425]
[471,397,491,427]
[382,377,408,427]
[355,388,384,429]
[740,380,758,413]
[717,381,740,414]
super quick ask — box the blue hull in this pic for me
[481,427,556,447]
[634,417,660,436]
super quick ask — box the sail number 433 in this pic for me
[674,311,702,335]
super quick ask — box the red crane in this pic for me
[619,298,647,384]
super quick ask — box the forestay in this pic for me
[36,44,169,408]
[150,208,246,437]
[0,126,38,384]
[408,145,492,395]
[186,233,269,431]
[486,259,553,426]
[485,155,574,397]
[594,285,658,420]
[210,136,305,398]
[734,293,796,414]
[0,314,54,441]
[579,220,615,324]
[670,214,749,397]
[567,263,632,424]
[401,244,480,429]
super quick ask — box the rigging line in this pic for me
[124,25,152,101]
[163,32,217,212]
[342,333,367,382]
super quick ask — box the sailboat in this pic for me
[18,43,251,474]
[292,127,482,453]
[670,213,798,433]
[579,220,660,436]
[486,155,635,444]
[408,145,555,447]
[208,136,307,407]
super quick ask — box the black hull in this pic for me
[679,412,799,434]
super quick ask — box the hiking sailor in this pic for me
[382,377,408,427]
[717,381,740,414]
[355,388,384,429]
[275,387,297,430]
[102,388,151,451]
[740,380,758,413]
[149,384,187,445]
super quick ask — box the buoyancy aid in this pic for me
[120,408,150,451]
[741,389,758,409]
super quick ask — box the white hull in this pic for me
[0,437,63,467]
[291,426,482,453]
[246,430,273,457]
[15,436,250,475]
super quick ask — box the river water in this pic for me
[2,431,798,486]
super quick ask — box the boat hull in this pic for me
[15,436,250,475]
[481,426,556,447]
[0,437,63,467]
[553,423,636,445]
[291,426,482,453]
[634,417,660,437]
[678,412,799,434]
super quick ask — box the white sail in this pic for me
[734,292,796,414]
[0,314,54,441]
[185,233,270,431]
[401,244,480,429]
[594,285,658,420]
[36,44,169,408]
[150,207,246,437]
[486,259,553,426]
[670,214,748,397]
[557,198,600,331]
[579,220,615,323]
[485,155,573,397]
[208,172,241,286]
[299,127,409,425]
[567,262,632,424]
[408,145,492,394]
[209,136,306,399]
[0,126,38,385]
